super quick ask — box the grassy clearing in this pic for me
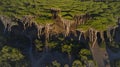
[0,0,120,29]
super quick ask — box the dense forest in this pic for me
[0,0,120,67]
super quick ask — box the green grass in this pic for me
[0,0,120,29]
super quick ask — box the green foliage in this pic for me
[0,62,11,67]
[79,49,91,56]
[111,59,120,67]
[0,0,120,29]
[0,35,6,49]
[48,41,57,49]
[0,46,26,67]
[115,60,120,67]
[35,39,43,51]
[0,46,24,62]
[108,41,120,53]
[110,41,120,48]
[52,60,61,67]
[100,42,106,48]
[72,60,82,67]
[0,0,120,66]
[79,49,91,61]
[87,60,96,67]
[62,44,72,54]
[78,49,97,67]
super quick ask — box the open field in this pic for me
[0,0,120,30]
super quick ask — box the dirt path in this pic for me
[90,43,110,67]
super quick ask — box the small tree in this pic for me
[62,44,72,65]
[52,60,61,67]
[72,60,82,67]
[79,49,91,66]
[62,44,72,55]
[0,46,24,67]
[0,46,24,61]
[35,39,43,51]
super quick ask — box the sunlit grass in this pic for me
[0,0,120,30]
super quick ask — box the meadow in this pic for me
[0,0,120,30]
